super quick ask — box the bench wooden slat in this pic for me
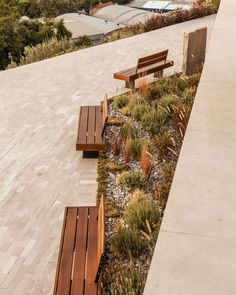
[137,50,168,68]
[71,208,89,295]
[56,208,77,295]
[101,96,108,137]
[87,106,96,144]
[84,207,99,294]
[95,106,103,145]
[78,107,89,144]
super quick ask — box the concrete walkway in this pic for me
[0,15,215,294]
[144,2,236,294]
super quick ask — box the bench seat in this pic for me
[53,196,105,295]
[76,106,105,152]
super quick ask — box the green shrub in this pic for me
[16,37,72,66]
[120,123,138,141]
[114,95,129,109]
[111,267,146,295]
[125,190,160,232]
[155,131,173,158]
[141,109,168,136]
[117,171,146,190]
[111,226,146,259]
[130,139,144,160]
[130,103,150,121]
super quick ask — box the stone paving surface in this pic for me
[0,15,215,294]
[144,2,236,294]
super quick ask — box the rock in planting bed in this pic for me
[97,71,202,294]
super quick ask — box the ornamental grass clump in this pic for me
[111,226,146,259]
[155,131,175,158]
[124,139,131,163]
[140,144,153,177]
[125,190,160,233]
[130,103,150,121]
[158,94,179,110]
[143,83,165,102]
[110,267,146,295]
[141,109,168,136]
[117,171,146,190]
[120,123,138,141]
[130,139,144,160]
[114,95,129,109]
[156,161,176,209]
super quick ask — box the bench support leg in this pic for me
[83,151,99,158]
[154,70,163,78]
[125,80,135,89]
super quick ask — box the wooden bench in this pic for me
[113,49,174,89]
[76,97,108,156]
[53,196,105,295]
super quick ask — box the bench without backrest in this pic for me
[53,196,105,295]
[76,97,108,153]
[113,50,174,89]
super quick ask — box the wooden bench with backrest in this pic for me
[76,97,108,156]
[113,49,174,89]
[53,196,105,295]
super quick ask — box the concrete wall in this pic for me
[144,1,236,294]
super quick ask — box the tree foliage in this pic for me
[0,0,72,70]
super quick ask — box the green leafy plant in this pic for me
[117,171,146,190]
[125,190,160,232]
[111,225,146,259]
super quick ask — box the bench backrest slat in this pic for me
[136,50,168,72]
[85,207,100,294]
[95,195,105,282]
[101,95,108,136]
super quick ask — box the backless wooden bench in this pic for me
[113,49,174,89]
[76,97,108,157]
[53,196,105,295]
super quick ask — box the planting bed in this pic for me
[97,72,202,294]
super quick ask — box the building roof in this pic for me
[130,0,192,12]
[56,13,122,39]
[93,4,155,26]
